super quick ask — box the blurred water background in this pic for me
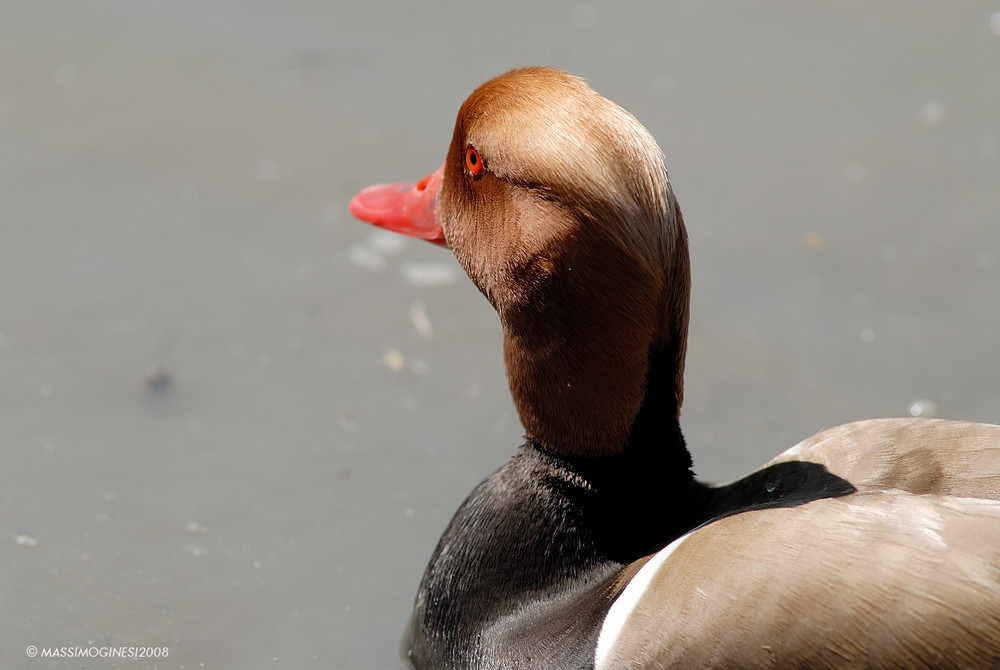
[2,2,998,667]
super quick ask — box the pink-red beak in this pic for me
[348,165,447,247]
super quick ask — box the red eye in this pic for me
[465,144,484,177]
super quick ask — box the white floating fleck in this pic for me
[368,229,407,256]
[337,407,359,433]
[991,12,1000,36]
[383,348,406,372]
[185,543,207,557]
[403,507,416,519]
[909,398,940,418]
[917,100,948,127]
[336,415,358,433]
[410,300,434,337]
[347,244,387,272]
[400,261,459,287]
[410,358,430,375]
[859,328,875,343]
[184,521,208,534]
[13,532,38,548]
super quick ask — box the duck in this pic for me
[349,67,1000,669]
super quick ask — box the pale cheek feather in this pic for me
[594,531,695,669]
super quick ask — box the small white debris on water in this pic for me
[348,230,407,272]
[368,230,407,256]
[990,12,1000,36]
[382,349,406,372]
[337,407,359,433]
[860,328,875,344]
[347,244,387,272]
[909,399,941,418]
[13,532,38,548]
[185,544,207,558]
[400,261,459,287]
[410,300,434,337]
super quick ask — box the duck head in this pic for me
[351,67,690,461]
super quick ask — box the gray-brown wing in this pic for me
[767,418,1000,499]
[596,491,1000,669]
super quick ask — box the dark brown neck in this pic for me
[500,215,690,462]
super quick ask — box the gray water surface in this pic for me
[3,2,999,668]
